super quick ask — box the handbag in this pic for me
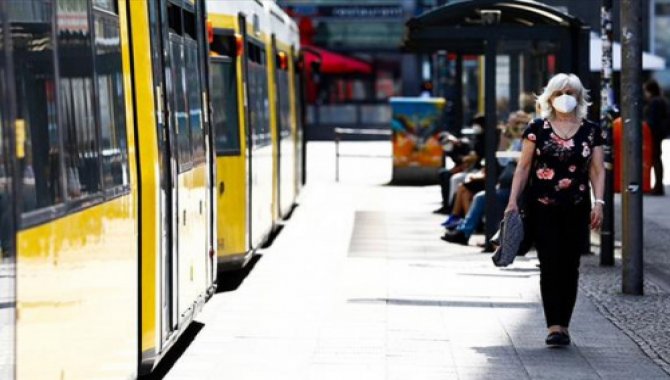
[491,210,524,267]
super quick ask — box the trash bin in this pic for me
[390,97,446,184]
[613,117,653,193]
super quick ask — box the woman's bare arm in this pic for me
[589,146,605,201]
[505,139,535,212]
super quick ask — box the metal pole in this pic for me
[484,40,498,251]
[600,0,616,266]
[335,130,340,182]
[621,0,644,295]
[455,54,464,135]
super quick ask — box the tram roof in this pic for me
[404,0,588,53]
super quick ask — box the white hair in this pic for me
[536,73,591,119]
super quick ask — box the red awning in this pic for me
[303,45,372,75]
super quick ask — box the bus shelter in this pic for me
[404,0,590,247]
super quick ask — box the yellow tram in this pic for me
[1,0,304,378]
[1,0,218,378]
[207,0,303,271]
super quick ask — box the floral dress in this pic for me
[523,118,605,206]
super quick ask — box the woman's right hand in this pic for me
[504,202,518,215]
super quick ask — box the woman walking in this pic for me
[505,73,605,346]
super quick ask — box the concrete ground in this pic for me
[160,141,670,380]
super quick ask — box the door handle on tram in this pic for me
[219,181,225,195]
[183,210,186,226]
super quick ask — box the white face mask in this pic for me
[552,94,578,114]
[472,124,483,134]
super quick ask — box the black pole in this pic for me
[600,0,616,266]
[621,0,644,295]
[484,40,498,251]
[455,54,464,135]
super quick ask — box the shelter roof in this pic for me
[407,0,584,29]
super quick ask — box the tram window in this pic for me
[94,11,129,190]
[210,34,235,57]
[276,52,291,137]
[185,40,205,163]
[209,59,240,155]
[259,51,270,146]
[183,9,196,39]
[92,0,117,13]
[58,0,101,200]
[167,3,182,35]
[170,38,192,171]
[8,1,63,212]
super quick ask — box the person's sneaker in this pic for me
[441,230,469,245]
[441,215,462,229]
[545,332,570,347]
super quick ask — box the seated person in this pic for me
[441,168,485,229]
[441,108,529,245]
[441,163,514,244]
[434,115,486,214]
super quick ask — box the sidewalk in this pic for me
[162,142,669,380]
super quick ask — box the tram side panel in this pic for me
[265,2,300,220]
[12,0,139,378]
[208,14,251,269]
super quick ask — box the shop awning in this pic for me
[590,32,666,71]
[303,45,373,75]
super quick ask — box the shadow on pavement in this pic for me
[348,297,536,309]
[216,254,262,293]
[140,321,205,380]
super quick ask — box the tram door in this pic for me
[238,15,253,249]
[150,0,182,344]
[0,3,17,378]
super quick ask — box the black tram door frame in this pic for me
[197,0,216,286]
[238,14,253,252]
[149,0,180,346]
[0,1,17,378]
[271,34,282,218]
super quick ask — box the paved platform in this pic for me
[162,142,669,380]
